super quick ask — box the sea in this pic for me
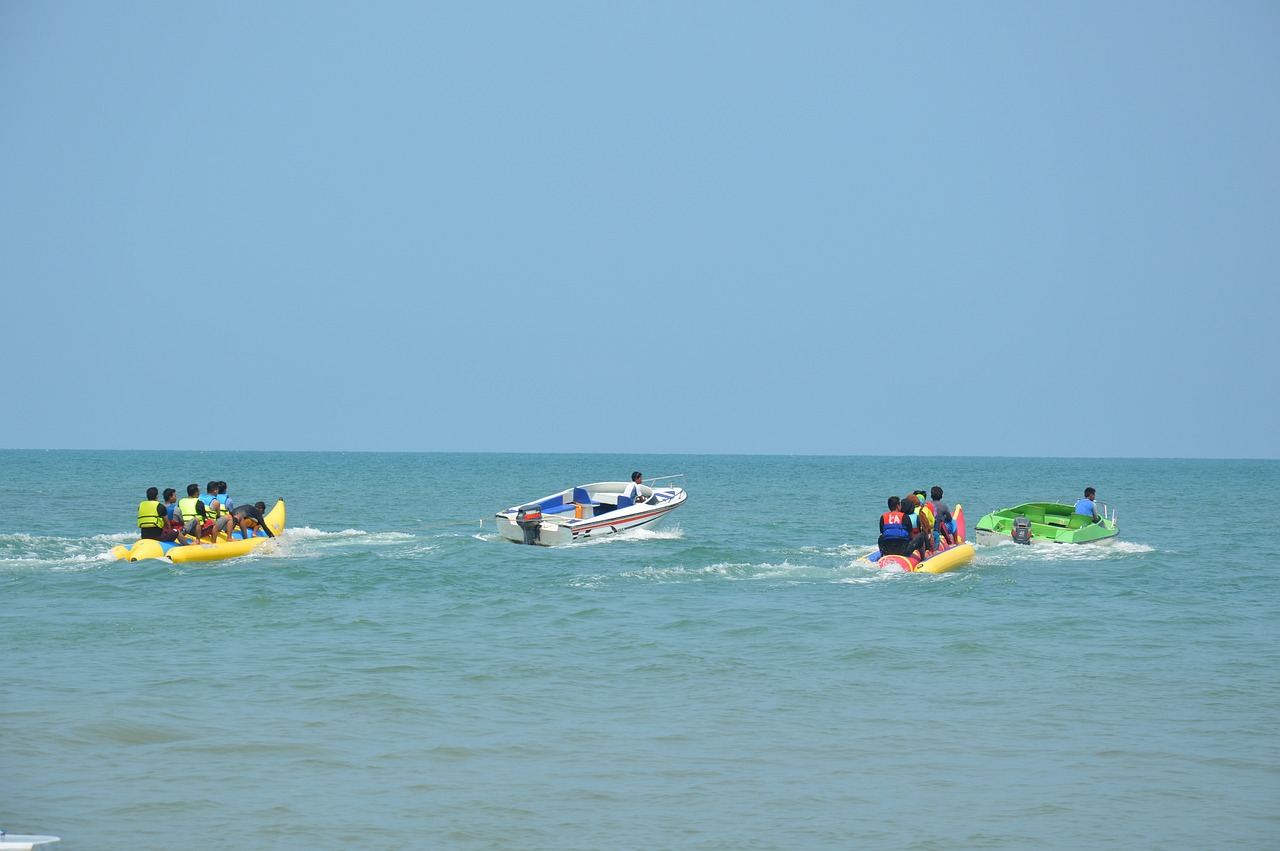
[2,450,1277,850]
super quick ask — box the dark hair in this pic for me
[631,471,642,482]
[187,483,201,496]
[930,486,943,500]
[219,481,228,493]
[255,501,266,511]
[207,481,218,493]
[1084,487,1096,498]
[887,496,900,510]
[163,488,176,501]
[146,486,159,500]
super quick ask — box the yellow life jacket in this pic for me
[137,500,165,529]
[178,496,205,522]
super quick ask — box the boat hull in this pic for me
[112,500,286,563]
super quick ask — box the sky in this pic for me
[1,1,1276,458]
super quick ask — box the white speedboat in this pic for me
[495,476,688,546]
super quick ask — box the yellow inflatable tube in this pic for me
[112,500,286,563]
[910,542,975,574]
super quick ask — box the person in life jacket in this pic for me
[926,486,956,547]
[159,487,183,542]
[178,483,214,542]
[913,491,936,552]
[137,487,167,541]
[900,494,933,561]
[217,481,235,515]
[878,496,915,557]
[200,481,225,520]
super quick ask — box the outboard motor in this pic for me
[515,506,543,545]
[1011,516,1032,545]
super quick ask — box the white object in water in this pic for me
[0,836,60,850]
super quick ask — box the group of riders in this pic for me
[136,481,275,545]
[877,486,958,563]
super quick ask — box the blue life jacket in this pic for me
[881,511,910,540]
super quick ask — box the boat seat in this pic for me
[616,494,634,510]
[543,503,577,515]
[572,487,599,505]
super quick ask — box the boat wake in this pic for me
[974,537,1154,568]
[571,525,685,548]
[260,526,434,560]
[0,531,130,572]
[600,556,888,586]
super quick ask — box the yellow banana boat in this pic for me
[112,500,285,563]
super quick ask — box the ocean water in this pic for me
[2,450,1277,850]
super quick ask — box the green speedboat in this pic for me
[974,500,1118,546]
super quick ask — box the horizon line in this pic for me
[2,447,1276,462]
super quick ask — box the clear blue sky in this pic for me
[2,2,1276,458]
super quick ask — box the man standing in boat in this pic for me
[1074,487,1100,523]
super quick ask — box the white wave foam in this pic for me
[973,536,1155,568]
[793,542,875,559]
[610,559,836,584]
[564,525,685,548]
[835,571,903,584]
[284,526,393,541]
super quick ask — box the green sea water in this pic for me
[2,451,1277,849]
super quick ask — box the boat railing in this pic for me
[647,474,685,491]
